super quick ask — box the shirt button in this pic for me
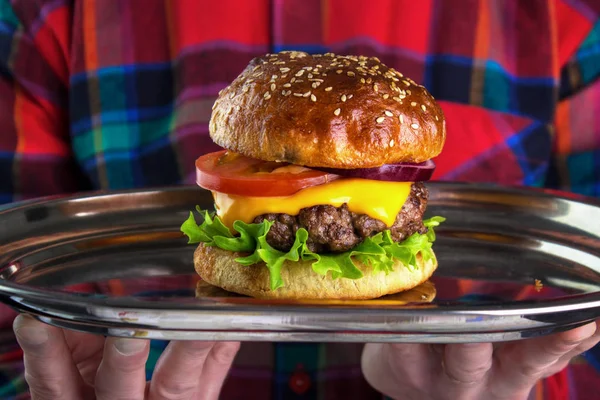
[289,363,311,395]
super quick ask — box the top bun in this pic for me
[209,51,446,169]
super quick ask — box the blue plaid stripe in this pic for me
[506,121,553,186]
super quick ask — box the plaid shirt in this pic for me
[0,0,600,398]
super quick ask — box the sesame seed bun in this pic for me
[193,242,437,300]
[209,51,446,168]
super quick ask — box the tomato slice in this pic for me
[195,150,341,197]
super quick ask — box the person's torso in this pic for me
[64,0,567,191]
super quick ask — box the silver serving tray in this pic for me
[0,182,599,343]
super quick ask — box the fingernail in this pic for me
[574,323,597,341]
[15,326,49,346]
[114,338,146,355]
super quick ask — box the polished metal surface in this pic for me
[0,183,599,343]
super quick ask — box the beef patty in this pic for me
[253,182,428,253]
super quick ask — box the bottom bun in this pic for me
[193,243,438,300]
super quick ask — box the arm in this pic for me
[547,19,600,197]
[0,1,87,328]
[0,0,83,206]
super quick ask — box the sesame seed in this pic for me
[385,110,393,117]
[411,102,417,106]
[317,64,323,68]
[280,67,290,73]
[325,87,333,91]
[271,75,278,80]
[389,139,395,147]
[312,82,318,88]
[334,108,341,116]
[360,78,366,84]
[348,94,353,99]
[411,123,419,129]
[421,105,426,112]
[264,92,271,100]
[383,94,389,99]
[291,78,296,83]
[308,73,313,79]
[310,94,317,102]
[341,94,347,102]
[407,90,412,95]
[303,91,311,97]
[435,115,439,121]
[374,84,379,93]
[367,78,372,84]
[253,65,260,71]
[230,93,235,99]
[347,71,355,77]
[296,70,305,77]
[336,70,343,74]
[283,83,291,88]
[295,80,304,83]
[399,115,404,124]
[270,83,276,91]
[376,116,385,123]
[393,97,402,102]
[242,86,249,93]
[293,93,303,97]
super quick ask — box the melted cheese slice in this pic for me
[212,178,412,229]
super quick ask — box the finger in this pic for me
[541,320,600,378]
[198,342,241,400]
[149,341,240,400]
[361,343,435,398]
[62,330,106,386]
[493,322,597,394]
[94,337,150,400]
[442,343,493,386]
[13,315,86,400]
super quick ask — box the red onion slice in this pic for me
[313,160,435,182]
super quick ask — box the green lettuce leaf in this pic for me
[181,209,445,291]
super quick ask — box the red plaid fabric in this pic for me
[0,0,599,398]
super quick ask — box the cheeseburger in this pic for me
[181,51,446,300]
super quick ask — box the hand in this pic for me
[13,314,240,400]
[361,320,599,400]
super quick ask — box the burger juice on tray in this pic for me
[181,51,446,300]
